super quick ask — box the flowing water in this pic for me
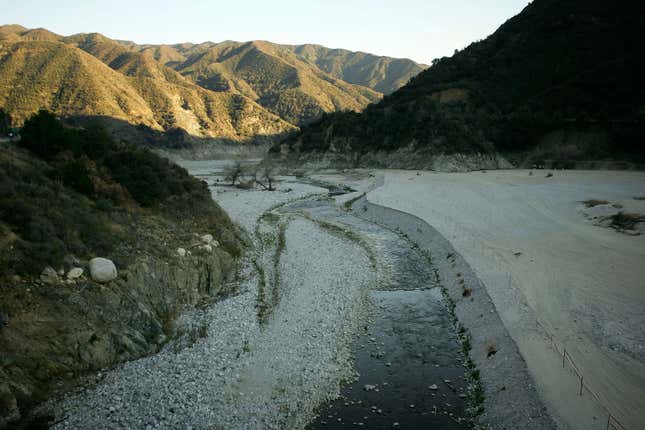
[278,196,472,429]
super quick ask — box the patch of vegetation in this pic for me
[606,212,645,232]
[416,249,485,422]
[253,259,269,322]
[310,217,378,269]
[0,108,11,136]
[342,192,366,212]
[582,199,609,208]
[0,110,240,276]
[260,212,281,224]
[223,161,245,186]
[255,163,277,191]
[272,221,288,305]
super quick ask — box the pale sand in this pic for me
[367,169,645,430]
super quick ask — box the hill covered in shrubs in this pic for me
[0,110,241,276]
[0,110,245,427]
[274,0,645,169]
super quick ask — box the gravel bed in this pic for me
[214,179,327,232]
[45,200,374,429]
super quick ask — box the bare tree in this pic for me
[223,161,244,186]
[255,163,276,191]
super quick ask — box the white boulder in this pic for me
[89,258,118,283]
[177,248,187,257]
[40,267,59,284]
[201,234,214,244]
[66,267,84,279]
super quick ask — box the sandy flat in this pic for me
[368,169,645,430]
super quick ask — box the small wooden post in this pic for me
[563,349,566,368]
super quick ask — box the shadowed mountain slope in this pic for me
[274,0,645,169]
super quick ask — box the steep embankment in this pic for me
[0,112,245,428]
[274,0,645,170]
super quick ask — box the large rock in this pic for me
[89,258,118,283]
[40,266,59,284]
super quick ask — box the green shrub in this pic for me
[0,108,10,136]
[59,160,94,196]
[19,110,66,158]
[0,158,114,274]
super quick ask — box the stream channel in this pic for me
[274,192,473,429]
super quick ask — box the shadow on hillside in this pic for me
[64,115,292,160]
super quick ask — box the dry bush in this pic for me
[485,341,498,357]
[256,163,277,191]
[582,199,609,208]
[607,212,645,231]
[223,161,244,186]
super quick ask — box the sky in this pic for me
[3,0,530,65]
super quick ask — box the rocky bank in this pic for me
[0,237,238,428]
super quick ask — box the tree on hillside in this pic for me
[19,110,66,158]
[0,109,11,136]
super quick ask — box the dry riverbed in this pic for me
[38,165,562,429]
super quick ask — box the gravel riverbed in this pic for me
[40,169,553,430]
[43,178,377,429]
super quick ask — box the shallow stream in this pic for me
[277,196,471,429]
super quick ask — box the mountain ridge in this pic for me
[0,24,425,143]
[0,37,296,147]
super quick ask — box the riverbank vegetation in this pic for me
[0,110,241,276]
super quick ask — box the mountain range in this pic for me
[0,25,424,150]
[275,0,645,169]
